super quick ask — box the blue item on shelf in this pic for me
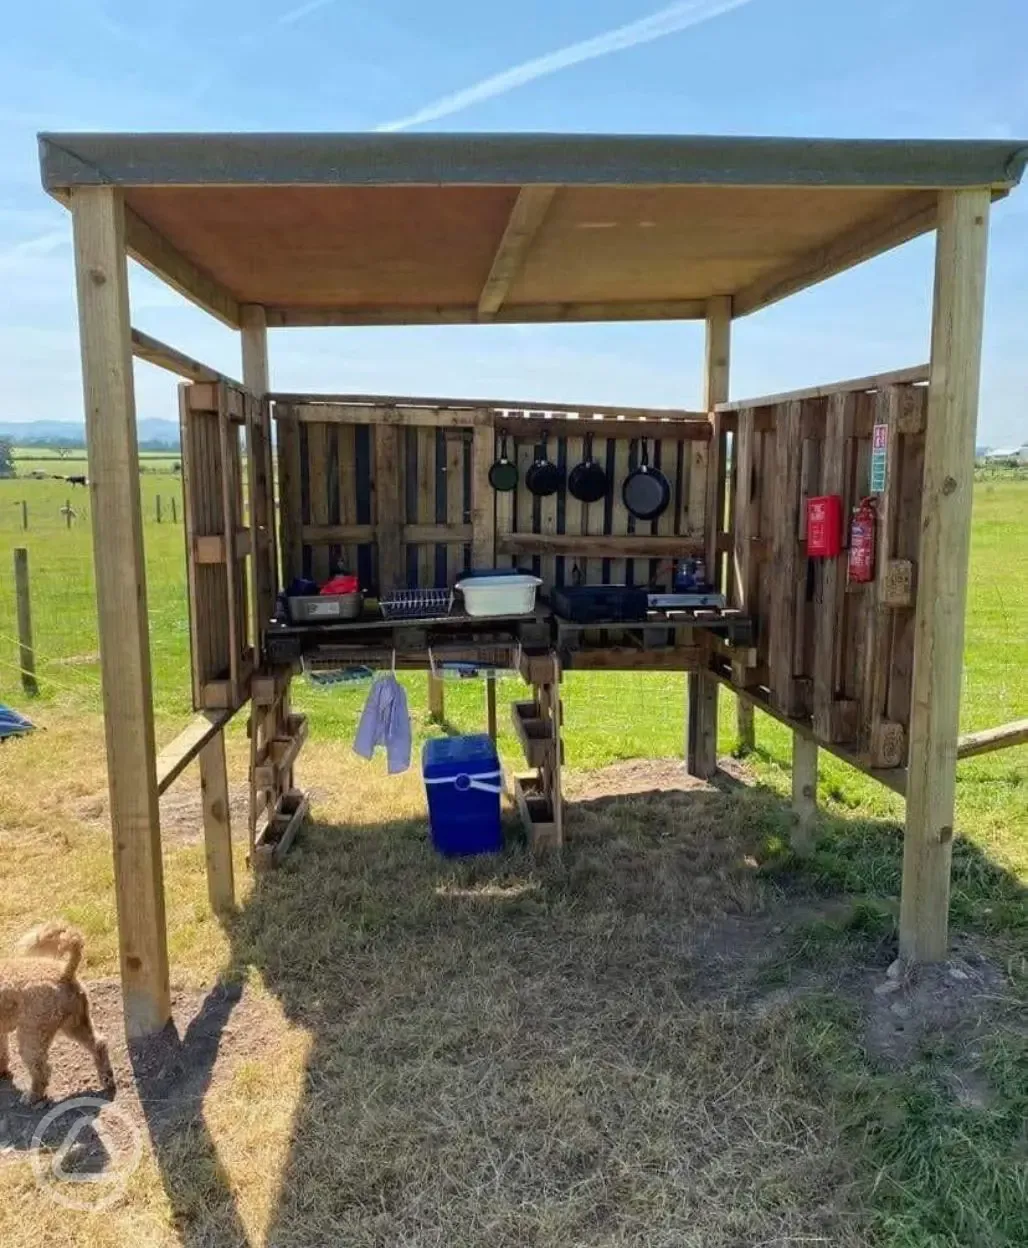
[287,576,319,598]
[422,733,503,856]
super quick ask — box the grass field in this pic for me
[0,455,1024,1247]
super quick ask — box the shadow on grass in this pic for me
[130,773,1026,1248]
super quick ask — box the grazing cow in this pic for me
[66,475,87,487]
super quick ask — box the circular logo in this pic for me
[30,1097,143,1212]
[454,773,472,792]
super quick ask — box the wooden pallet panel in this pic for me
[768,400,805,715]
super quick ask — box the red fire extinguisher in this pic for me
[848,497,876,584]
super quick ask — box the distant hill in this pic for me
[0,419,180,449]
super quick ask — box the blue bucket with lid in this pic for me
[422,733,503,856]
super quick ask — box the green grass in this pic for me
[0,458,1025,1248]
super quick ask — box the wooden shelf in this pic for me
[512,770,559,851]
[254,713,308,790]
[511,701,564,768]
[253,789,309,869]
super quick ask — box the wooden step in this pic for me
[254,713,308,789]
[512,770,559,851]
[511,701,563,768]
[253,789,309,869]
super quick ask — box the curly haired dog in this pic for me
[0,922,114,1103]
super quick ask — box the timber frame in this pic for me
[42,131,1026,1036]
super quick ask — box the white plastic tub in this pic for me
[456,574,542,617]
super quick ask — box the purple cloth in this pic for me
[353,675,411,774]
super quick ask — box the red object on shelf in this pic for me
[319,574,360,595]
[848,498,876,584]
[806,494,842,557]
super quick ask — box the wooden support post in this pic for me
[20,500,28,530]
[171,495,177,524]
[791,733,818,855]
[428,673,445,722]
[485,674,498,741]
[199,730,234,914]
[71,185,170,1037]
[240,304,269,868]
[156,494,162,524]
[65,499,72,529]
[901,188,990,964]
[687,295,731,777]
[240,304,270,398]
[13,547,37,695]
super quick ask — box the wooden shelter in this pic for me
[39,132,1027,1038]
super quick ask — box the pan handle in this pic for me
[639,437,650,469]
[584,431,594,460]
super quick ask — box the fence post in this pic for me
[20,500,28,531]
[65,499,72,529]
[13,547,37,696]
[156,494,162,524]
[428,672,445,722]
[171,496,177,524]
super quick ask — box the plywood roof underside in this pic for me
[39,133,1027,329]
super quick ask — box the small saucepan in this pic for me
[622,438,671,521]
[488,432,519,492]
[567,432,609,504]
[525,433,562,497]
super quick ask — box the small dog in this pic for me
[0,922,114,1103]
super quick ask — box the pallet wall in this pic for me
[275,403,495,594]
[718,381,928,768]
[274,399,711,596]
[180,381,277,710]
[494,415,710,591]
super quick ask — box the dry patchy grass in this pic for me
[0,740,1023,1248]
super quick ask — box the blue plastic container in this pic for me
[422,733,503,856]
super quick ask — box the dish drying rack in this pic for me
[379,588,455,621]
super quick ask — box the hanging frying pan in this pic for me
[567,432,609,504]
[488,432,519,492]
[622,438,670,521]
[524,432,561,497]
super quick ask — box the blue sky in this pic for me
[0,0,1025,445]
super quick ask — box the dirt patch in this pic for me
[74,783,252,846]
[863,948,1005,1069]
[563,755,755,800]
[0,979,284,1158]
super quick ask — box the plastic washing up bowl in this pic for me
[455,573,541,617]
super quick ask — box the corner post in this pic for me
[238,303,271,887]
[241,303,270,397]
[71,186,170,1037]
[901,188,990,962]
[687,295,731,777]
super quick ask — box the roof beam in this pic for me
[38,133,1028,190]
[124,206,240,328]
[733,191,939,316]
[264,298,707,328]
[130,327,240,387]
[477,186,557,321]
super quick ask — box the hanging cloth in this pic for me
[352,673,411,774]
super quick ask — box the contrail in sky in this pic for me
[274,0,338,29]
[378,0,760,132]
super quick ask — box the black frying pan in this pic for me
[489,433,518,492]
[622,438,670,521]
[567,432,609,504]
[525,433,561,497]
